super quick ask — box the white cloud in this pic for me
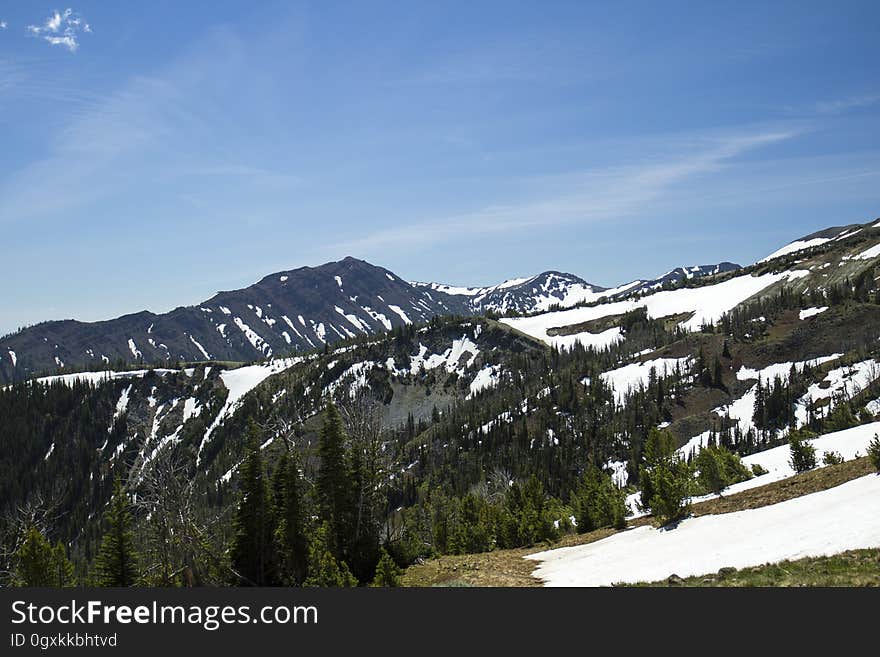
[815,93,880,115]
[27,8,91,53]
[0,21,8,30]
[327,130,798,256]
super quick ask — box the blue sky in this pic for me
[1,1,879,334]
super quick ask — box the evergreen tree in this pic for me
[13,527,76,587]
[867,434,880,472]
[752,378,766,433]
[570,466,627,532]
[94,478,140,586]
[304,523,357,587]
[694,445,752,496]
[712,357,725,390]
[274,449,309,586]
[639,428,692,525]
[230,423,276,586]
[788,431,817,474]
[317,402,352,560]
[825,400,858,433]
[695,447,724,496]
[370,548,401,587]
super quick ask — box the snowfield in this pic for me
[501,269,808,348]
[197,357,304,465]
[600,357,692,404]
[527,473,880,587]
[759,237,830,263]
[633,421,880,518]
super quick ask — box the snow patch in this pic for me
[799,306,828,320]
[529,473,880,587]
[387,304,412,325]
[189,335,211,360]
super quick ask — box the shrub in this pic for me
[868,434,880,472]
[822,451,844,466]
[639,429,692,525]
[643,458,693,525]
[789,432,817,474]
[571,466,627,533]
[751,463,769,477]
[694,446,752,496]
[371,548,402,587]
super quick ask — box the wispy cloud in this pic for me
[1,20,8,30]
[814,93,880,115]
[0,28,306,224]
[326,130,798,257]
[27,8,91,53]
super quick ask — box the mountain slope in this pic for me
[413,263,742,316]
[0,256,743,384]
[0,257,471,383]
[5,216,880,585]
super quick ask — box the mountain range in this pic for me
[0,256,742,383]
[4,215,880,588]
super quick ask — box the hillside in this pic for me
[3,216,880,587]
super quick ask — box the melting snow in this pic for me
[799,306,828,320]
[467,365,502,399]
[795,358,880,426]
[335,306,368,333]
[387,304,412,325]
[502,270,809,343]
[852,243,880,260]
[600,357,692,404]
[189,335,211,359]
[197,357,304,465]
[326,361,376,398]
[233,317,272,357]
[529,473,880,587]
[182,397,202,423]
[760,237,831,263]
[108,385,132,433]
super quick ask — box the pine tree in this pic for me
[304,523,357,587]
[867,434,880,472]
[94,478,140,586]
[370,548,401,587]
[694,445,752,496]
[695,447,725,496]
[571,466,627,533]
[274,449,309,585]
[230,423,276,586]
[712,357,725,390]
[317,402,352,560]
[788,431,817,474]
[639,428,692,524]
[722,340,732,359]
[13,527,76,587]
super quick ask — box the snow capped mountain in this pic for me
[617,262,742,298]
[414,265,742,316]
[500,218,880,352]
[0,257,469,383]
[5,217,878,385]
[413,272,613,314]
